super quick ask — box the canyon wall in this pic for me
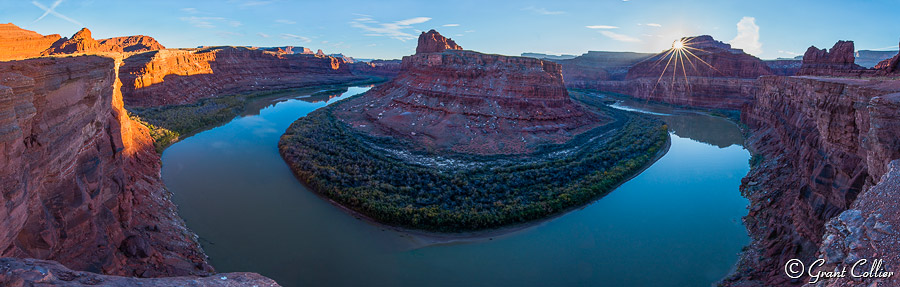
[118,47,370,107]
[593,77,758,110]
[555,51,654,85]
[0,23,61,60]
[0,56,214,277]
[724,76,900,286]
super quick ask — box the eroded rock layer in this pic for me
[118,46,367,107]
[0,23,62,60]
[335,31,603,155]
[0,56,212,277]
[724,76,900,286]
[0,25,164,61]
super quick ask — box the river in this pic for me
[162,87,750,287]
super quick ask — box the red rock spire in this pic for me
[415,29,462,54]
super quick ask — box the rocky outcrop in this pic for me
[724,76,900,286]
[118,46,367,107]
[0,23,62,60]
[798,41,867,77]
[334,30,604,155]
[0,25,163,61]
[873,42,900,75]
[554,51,654,84]
[807,160,900,287]
[415,29,462,54]
[0,56,213,277]
[0,257,280,287]
[856,49,898,68]
[43,28,165,55]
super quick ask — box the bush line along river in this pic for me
[161,86,750,287]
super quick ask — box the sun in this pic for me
[672,40,684,50]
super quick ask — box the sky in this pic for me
[2,0,899,60]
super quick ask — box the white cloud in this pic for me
[280,33,311,43]
[778,50,800,56]
[586,25,618,29]
[443,24,460,27]
[350,16,431,41]
[275,19,296,25]
[181,7,199,14]
[523,6,564,15]
[645,23,662,27]
[257,32,270,38]
[729,16,762,55]
[599,31,641,43]
[180,16,240,28]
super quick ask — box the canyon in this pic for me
[0,24,164,60]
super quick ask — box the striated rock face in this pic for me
[873,42,900,74]
[0,23,62,60]
[335,30,603,155]
[807,160,900,287]
[554,51,654,84]
[0,257,280,287]
[43,28,165,56]
[415,29,462,54]
[725,76,900,286]
[118,46,366,107]
[0,56,213,277]
[798,41,867,76]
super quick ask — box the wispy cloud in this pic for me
[523,6,564,15]
[442,24,460,27]
[257,32,270,38]
[600,31,641,42]
[32,0,83,27]
[350,16,431,41]
[275,19,296,25]
[728,16,762,55]
[645,23,662,27]
[586,25,618,29]
[281,33,311,43]
[181,7,199,14]
[778,50,800,56]
[231,0,272,7]
[180,16,241,28]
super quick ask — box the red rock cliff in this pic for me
[118,46,366,107]
[724,76,900,286]
[0,56,212,277]
[797,41,867,77]
[591,35,770,110]
[335,30,604,155]
[0,23,61,60]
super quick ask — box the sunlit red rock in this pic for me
[0,23,62,60]
[415,29,462,54]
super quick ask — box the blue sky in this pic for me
[3,0,899,60]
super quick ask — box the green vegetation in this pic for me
[279,98,669,232]
[128,78,387,153]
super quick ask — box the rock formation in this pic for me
[0,258,281,287]
[856,49,898,68]
[587,35,771,110]
[118,46,367,107]
[723,76,900,286]
[0,23,61,60]
[348,59,401,78]
[797,41,867,76]
[873,41,900,74]
[415,29,462,54]
[0,56,211,277]
[0,25,164,61]
[764,59,802,76]
[334,30,603,155]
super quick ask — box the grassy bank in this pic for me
[278,96,669,232]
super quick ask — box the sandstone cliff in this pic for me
[554,51,654,85]
[0,23,61,60]
[415,29,462,54]
[0,56,212,277]
[724,76,900,286]
[335,30,604,155]
[118,46,367,107]
[798,41,867,77]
